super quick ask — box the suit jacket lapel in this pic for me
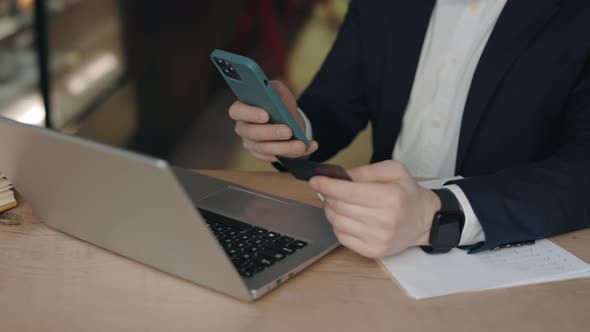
[374,0,435,163]
[456,0,562,171]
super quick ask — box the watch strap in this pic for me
[420,188,465,254]
[432,188,462,214]
[420,244,450,254]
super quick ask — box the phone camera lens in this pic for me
[215,57,241,80]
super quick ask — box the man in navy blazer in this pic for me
[227,0,590,257]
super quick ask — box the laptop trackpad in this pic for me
[196,186,293,229]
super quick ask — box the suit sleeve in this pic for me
[448,57,590,253]
[297,0,370,162]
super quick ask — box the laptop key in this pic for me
[219,236,236,246]
[231,241,249,250]
[263,241,295,255]
[288,240,308,250]
[253,256,275,267]
[239,268,254,278]
[233,256,254,269]
[263,232,281,241]
[232,256,246,267]
[225,247,239,257]
[239,252,254,261]
[258,249,286,261]
[248,238,267,246]
[244,245,262,254]
[225,228,239,237]
[275,236,294,246]
[247,227,268,236]
[250,263,265,273]
[237,233,254,241]
[280,246,296,255]
[237,259,253,269]
[212,224,229,234]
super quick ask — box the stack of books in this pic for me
[0,171,17,212]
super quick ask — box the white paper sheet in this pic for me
[379,239,590,299]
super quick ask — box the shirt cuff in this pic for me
[444,184,486,246]
[297,108,313,141]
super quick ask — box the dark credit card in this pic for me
[277,156,352,182]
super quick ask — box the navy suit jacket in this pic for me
[297,0,590,252]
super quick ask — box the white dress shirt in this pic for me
[299,0,508,246]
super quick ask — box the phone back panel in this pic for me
[210,50,310,147]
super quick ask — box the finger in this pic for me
[249,140,309,157]
[235,122,293,141]
[265,140,319,157]
[324,197,383,225]
[305,140,320,155]
[325,206,375,240]
[309,176,395,207]
[244,138,316,158]
[347,160,409,183]
[228,101,270,124]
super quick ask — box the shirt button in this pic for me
[431,119,441,129]
[452,57,460,65]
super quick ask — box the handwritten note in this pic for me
[379,240,590,299]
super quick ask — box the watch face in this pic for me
[430,212,464,248]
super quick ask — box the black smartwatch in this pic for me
[420,188,465,254]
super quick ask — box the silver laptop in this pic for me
[0,116,338,301]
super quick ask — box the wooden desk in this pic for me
[1,170,589,332]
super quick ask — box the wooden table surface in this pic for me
[1,170,589,332]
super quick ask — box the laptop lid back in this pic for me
[0,117,251,301]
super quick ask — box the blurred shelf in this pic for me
[51,51,125,129]
[0,0,80,42]
[47,0,126,129]
[0,12,32,42]
[0,0,125,128]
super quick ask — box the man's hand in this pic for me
[228,80,319,162]
[309,160,441,258]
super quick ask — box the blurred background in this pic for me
[0,0,371,172]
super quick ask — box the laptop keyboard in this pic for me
[199,209,308,279]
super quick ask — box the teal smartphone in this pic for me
[210,49,311,148]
